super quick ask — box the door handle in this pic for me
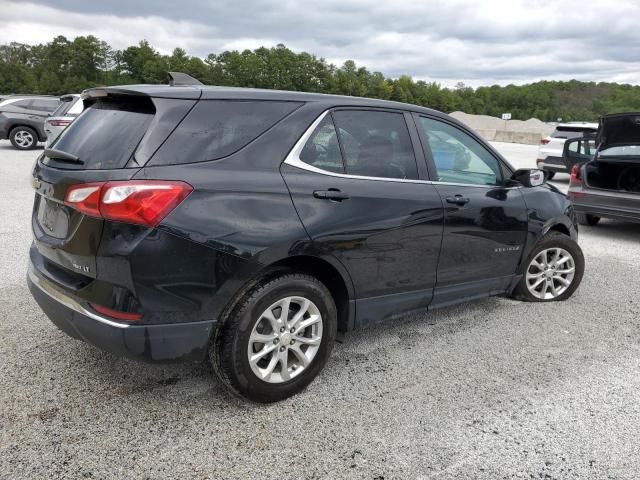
[445,194,470,206]
[313,189,350,201]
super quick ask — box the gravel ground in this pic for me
[1,140,640,479]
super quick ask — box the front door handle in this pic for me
[445,194,470,206]
[313,189,350,201]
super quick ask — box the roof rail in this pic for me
[167,72,204,86]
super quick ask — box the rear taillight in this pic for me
[47,119,72,127]
[540,138,551,145]
[64,180,193,227]
[64,182,103,217]
[570,164,582,186]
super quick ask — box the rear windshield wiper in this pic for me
[44,148,84,164]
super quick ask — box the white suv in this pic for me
[537,123,598,179]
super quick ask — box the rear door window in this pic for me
[45,96,155,170]
[31,99,59,112]
[9,99,32,109]
[331,110,419,180]
[150,100,302,165]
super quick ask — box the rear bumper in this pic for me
[27,265,215,363]
[573,203,640,223]
[570,189,640,223]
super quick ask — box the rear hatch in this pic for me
[584,113,640,193]
[576,113,640,214]
[31,90,197,287]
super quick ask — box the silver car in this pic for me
[44,94,83,147]
[566,112,640,226]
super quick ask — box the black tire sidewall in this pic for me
[10,126,38,150]
[577,213,600,226]
[515,232,585,302]
[216,274,337,402]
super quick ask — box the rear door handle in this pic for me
[313,189,350,201]
[445,194,470,206]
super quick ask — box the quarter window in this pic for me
[299,115,344,173]
[419,117,503,186]
[151,100,302,165]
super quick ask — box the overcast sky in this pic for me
[2,0,640,87]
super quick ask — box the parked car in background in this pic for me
[28,75,584,402]
[44,94,83,147]
[0,95,60,149]
[537,122,598,179]
[567,112,640,225]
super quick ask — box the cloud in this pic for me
[2,0,640,86]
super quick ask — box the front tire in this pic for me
[9,126,38,150]
[211,272,337,402]
[512,232,584,302]
[577,213,600,226]
[545,171,556,180]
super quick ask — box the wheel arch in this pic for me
[213,252,355,343]
[266,255,354,333]
[546,222,571,237]
[9,123,44,142]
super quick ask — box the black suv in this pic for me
[0,96,60,149]
[27,77,584,402]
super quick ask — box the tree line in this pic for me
[2,35,640,121]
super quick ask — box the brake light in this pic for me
[570,164,582,186]
[90,303,142,321]
[64,180,193,227]
[540,138,551,145]
[48,119,72,127]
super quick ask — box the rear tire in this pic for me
[211,272,337,403]
[577,213,600,226]
[512,231,584,302]
[9,126,38,150]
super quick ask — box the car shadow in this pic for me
[0,144,44,151]
[48,295,510,408]
[580,219,640,241]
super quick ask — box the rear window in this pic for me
[51,97,81,117]
[149,100,302,166]
[46,96,154,170]
[551,126,597,139]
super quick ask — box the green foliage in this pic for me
[1,35,640,121]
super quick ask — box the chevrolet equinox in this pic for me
[27,74,585,402]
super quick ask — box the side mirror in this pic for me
[511,168,546,187]
[562,136,596,170]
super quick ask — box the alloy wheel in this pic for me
[525,248,576,300]
[247,296,323,383]
[14,130,35,148]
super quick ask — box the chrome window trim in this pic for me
[283,109,522,190]
[28,266,131,329]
